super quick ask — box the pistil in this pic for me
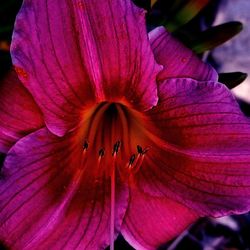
[110,141,120,250]
[78,102,150,249]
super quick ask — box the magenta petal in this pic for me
[0,128,128,249]
[11,0,161,136]
[149,27,218,81]
[121,187,197,250]
[137,78,250,217]
[0,70,44,153]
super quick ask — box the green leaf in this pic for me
[219,72,248,89]
[165,0,210,32]
[190,22,243,54]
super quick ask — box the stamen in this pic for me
[97,148,105,166]
[142,147,149,155]
[137,145,143,154]
[112,140,121,156]
[110,147,117,250]
[133,154,144,173]
[98,148,105,158]
[128,154,136,167]
[130,146,149,173]
[82,140,89,151]
[137,145,149,155]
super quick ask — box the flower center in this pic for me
[78,101,149,180]
[73,102,152,249]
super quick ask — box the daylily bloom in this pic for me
[1,0,250,249]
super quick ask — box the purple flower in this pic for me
[0,0,250,249]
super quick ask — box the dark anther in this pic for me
[129,154,136,166]
[112,140,121,155]
[83,140,89,150]
[137,145,143,154]
[98,148,105,157]
[137,145,149,155]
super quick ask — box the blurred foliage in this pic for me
[145,0,218,31]
[188,22,243,54]
[158,0,210,32]
[141,0,247,90]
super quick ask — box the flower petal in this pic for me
[121,187,197,250]
[0,128,128,249]
[137,78,250,217]
[0,70,44,153]
[149,27,218,81]
[11,0,161,136]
